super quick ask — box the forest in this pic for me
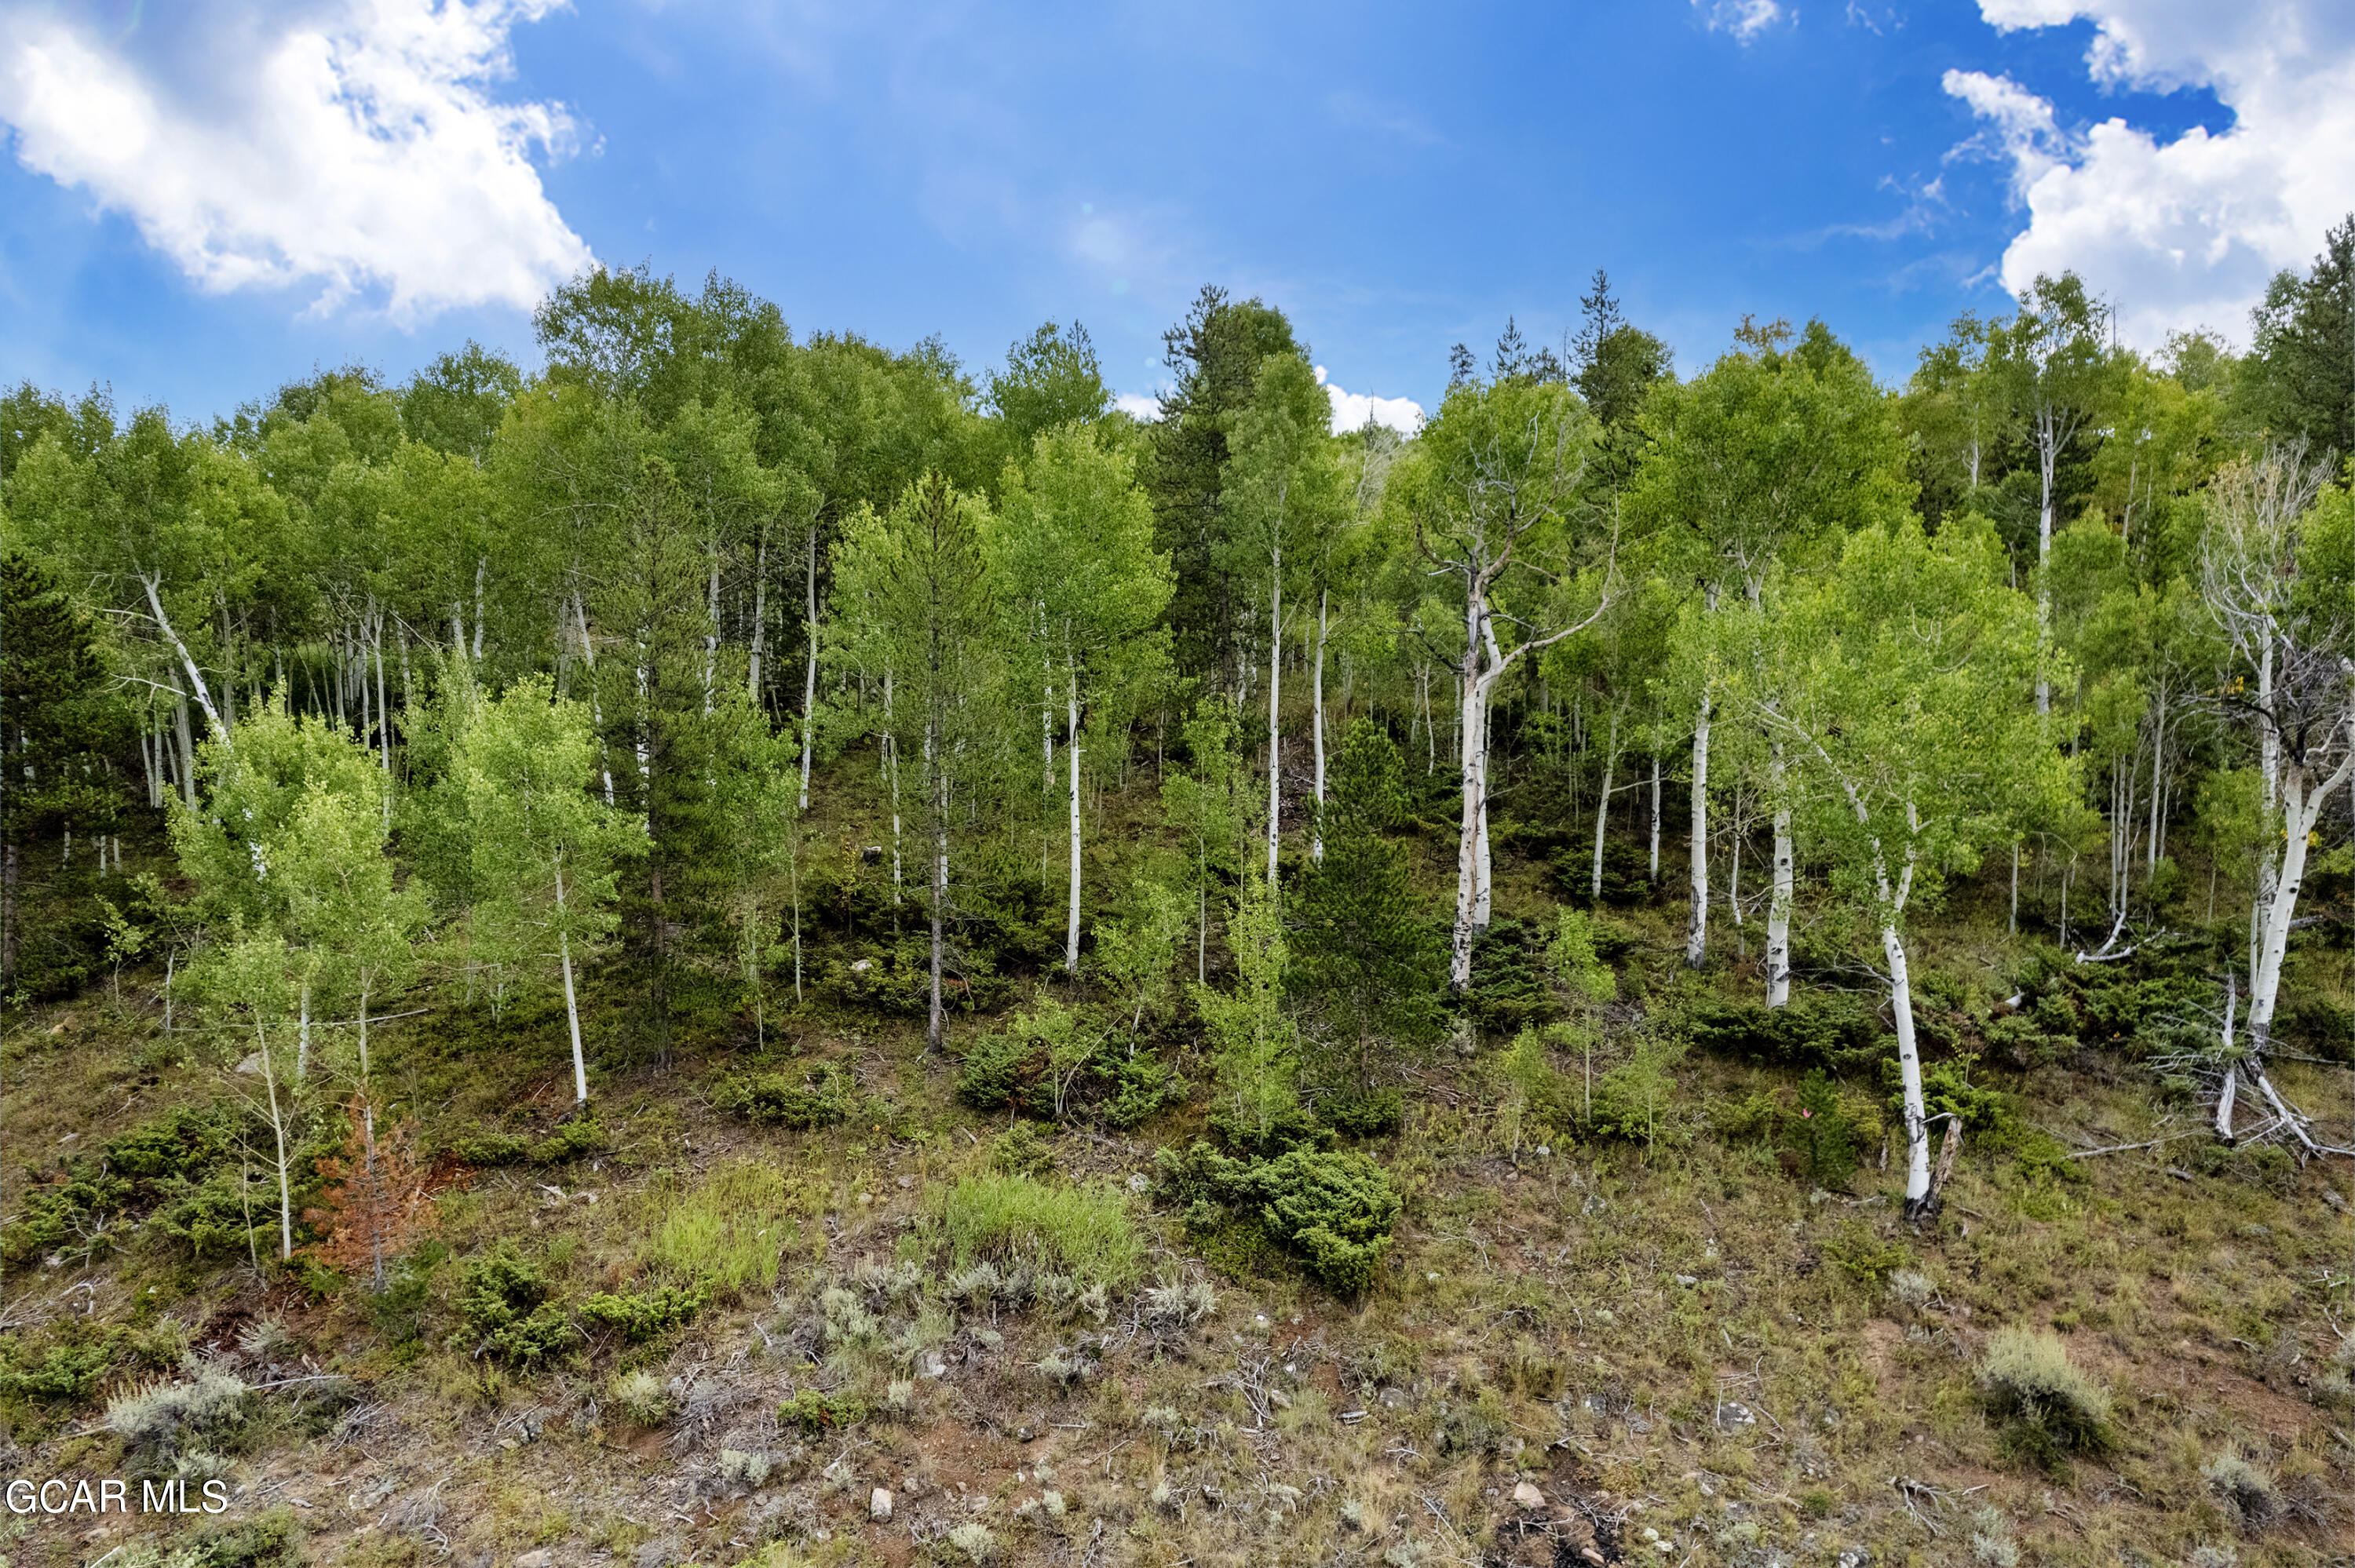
[1,221,2353,1568]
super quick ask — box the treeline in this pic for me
[4,224,2353,1231]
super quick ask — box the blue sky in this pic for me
[3,1,2346,431]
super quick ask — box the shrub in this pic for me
[0,1321,176,1406]
[609,1369,670,1427]
[777,1387,867,1433]
[1976,1326,2111,1468]
[935,1174,1142,1289]
[1689,994,1890,1075]
[714,1065,854,1129]
[1791,1070,1858,1186]
[447,1117,605,1168]
[1155,1141,1400,1296]
[2202,1451,2282,1530]
[989,1121,1057,1178]
[944,1522,999,1564]
[107,1366,250,1475]
[1821,1223,1909,1285]
[582,1281,712,1342]
[456,1244,576,1365]
[1320,1087,1404,1140]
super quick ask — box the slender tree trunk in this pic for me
[2249,747,2355,1045]
[472,557,487,662]
[256,1020,294,1260]
[748,527,770,700]
[554,856,589,1105]
[2216,973,2240,1140]
[1648,756,1662,882]
[297,979,311,1083]
[800,520,820,811]
[1766,746,1793,1008]
[373,608,392,775]
[1885,919,1934,1214]
[2035,421,2056,715]
[174,696,196,809]
[145,574,225,745]
[1311,589,1328,864]
[1449,667,1492,993]
[884,671,904,905]
[1688,693,1711,966]
[1265,556,1283,888]
[1591,708,1618,902]
[1065,658,1083,972]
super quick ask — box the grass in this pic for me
[933,1172,1144,1289]
[646,1157,801,1296]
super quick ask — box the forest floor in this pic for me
[4,780,2355,1568]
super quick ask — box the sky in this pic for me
[2,0,2350,435]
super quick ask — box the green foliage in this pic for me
[1688,994,1891,1076]
[1155,1141,1400,1296]
[777,1387,868,1434]
[1791,1070,1858,1186]
[933,1173,1142,1289]
[957,999,1184,1128]
[1294,720,1442,1076]
[714,1064,853,1129]
[447,1116,607,1167]
[456,1243,576,1365]
[1820,1222,1909,1285]
[0,1320,180,1407]
[988,1121,1057,1178]
[1193,881,1300,1149]
[1588,1029,1689,1149]
[1319,1087,1404,1140]
[582,1281,712,1342]
[1462,917,1557,1035]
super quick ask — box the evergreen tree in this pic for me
[1293,720,1440,1088]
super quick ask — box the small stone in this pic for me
[1534,1145,1550,1157]
[870,1488,893,1522]
[1127,1172,1151,1193]
[515,1552,553,1568]
[1653,1542,1675,1556]
[896,1175,914,1190]
[1580,1552,1605,1567]
[1511,1481,1546,1510]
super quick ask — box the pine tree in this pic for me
[1293,720,1440,1088]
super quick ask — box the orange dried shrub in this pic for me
[305,1096,442,1281]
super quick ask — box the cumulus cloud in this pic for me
[1944,0,2355,346]
[1695,0,1790,45]
[1316,366,1423,436]
[1112,391,1163,421]
[0,0,593,320]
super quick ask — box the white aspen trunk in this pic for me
[256,1019,294,1260]
[1591,710,1616,903]
[1885,919,1933,1212]
[2147,684,2167,875]
[1766,742,1793,1007]
[1648,755,1662,882]
[1688,693,1711,967]
[1065,658,1083,972]
[173,697,197,809]
[144,574,226,744]
[1311,589,1328,865]
[373,609,392,775]
[2216,973,2239,1140]
[555,855,589,1105]
[2034,419,2057,715]
[1473,789,1492,927]
[1449,660,1490,993]
[800,521,820,811]
[472,557,487,662]
[1265,552,1283,889]
[2248,746,2355,1045]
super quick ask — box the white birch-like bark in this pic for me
[1066,658,1084,972]
[1687,693,1711,967]
[254,1017,294,1260]
[143,573,227,746]
[884,670,904,904]
[1311,589,1328,864]
[1648,756,1662,882]
[2034,414,2057,714]
[1882,917,1933,1208]
[555,854,589,1104]
[173,697,197,809]
[372,607,391,775]
[748,527,770,700]
[800,520,820,811]
[1765,744,1793,1007]
[2247,738,2355,1045]
[1591,707,1618,902]
[2216,972,2239,1140]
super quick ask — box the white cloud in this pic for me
[1112,391,1162,421]
[1696,0,1791,45]
[1315,366,1423,436]
[0,0,593,320]
[1944,0,2355,347]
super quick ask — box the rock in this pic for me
[632,1544,676,1568]
[870,1488,893,1522]
[514,1552,553,1568]
[1580,1550,1605,1566]
[896,1175,914,1189]
[1127,1172,1151,1193]
[1717,1400,1757,1431]
[1511,1481,1546,1510]
[1674,1274,1699,1287]
[918,1351,947,1380]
